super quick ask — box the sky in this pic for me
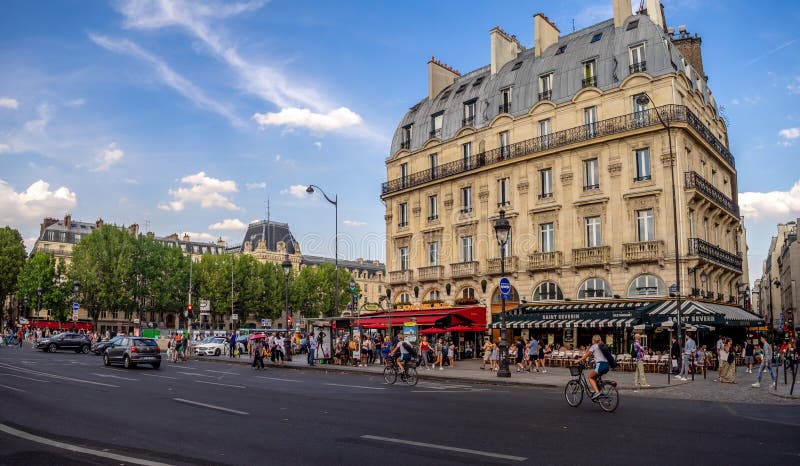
[1,0,799,287]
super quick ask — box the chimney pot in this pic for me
[534,13,560,57]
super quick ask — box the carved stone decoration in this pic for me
[561,171,573,186]
[661,152,675,167]
[479,189,490,201]
[443,195,454,208]
[517,178,529,194]
[412,202,422,216]
[384,213,393,224]
[454,220,478,236]
[608,161,622,176]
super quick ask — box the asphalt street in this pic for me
[0,348,798,466]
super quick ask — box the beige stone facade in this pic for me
[382,3,747,324]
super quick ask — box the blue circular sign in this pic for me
[499,277,511,294]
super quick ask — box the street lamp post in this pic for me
[494,210,511,378]
[282,254,293,361]
[36,286,42,323]
[73,280,80,331]
[305,185,338,317]
[636,94,682,343]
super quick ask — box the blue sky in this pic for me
[1,0,799,286]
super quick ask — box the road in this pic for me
[0,348,798,465]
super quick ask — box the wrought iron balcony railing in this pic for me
[382,105,734,195]
[429,128,442,139]
[629,61,647,73]
[462,116,475,127]
[538,90,552,101]
[581,76,597,88]
[684,171,740,218]
[687,237,743,273]
[498,103,511,114]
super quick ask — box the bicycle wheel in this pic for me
[565,380,583,407]
[405,367,418,386]
[598,382,619,412]
[383,366,397,384]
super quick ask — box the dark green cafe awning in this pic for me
[490,301,656,330]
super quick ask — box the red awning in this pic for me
[420,327,446,335]
[445,325,486,332]
[32,321,93,331]
[355,306,486,330]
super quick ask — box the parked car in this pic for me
[103,337,161,369]
[195,337,228,356]
[91,335,123,355]
[35,333,92,354]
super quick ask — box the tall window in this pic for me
[582,60,597,87]
[399,247,409,270]
[635,148,651,181]
[499,131,510,158]
[578,278,612,299]
[463,100,476,126]
[500,87,512,113]
[430,112,443,138]
[633,94,649,127]
[539,223,554,253]
[688,209,695,237]
[539,168,553,198]
[498,177,510,206]
[401,124,413,149]
[586,216,602,247]
[462,142,472,170]
[429,153,438,179]
[501,231,512,257]
[628,274,665,297]
[583,158,599,190]
[461,236,474,262]
[533,282,563,301]
[428,195,438,220]
[428,290,441,301]
[398,293,410,304]
[461,186,472,213]
[539,118,552,148]
[629,43,646,73]
[400,163,408,188]
[428,242,439,266]
[538,73,553,101]
[636,209,654,241]
[398,203,408,227]
[584,106,598,137]
[461,287,476,299]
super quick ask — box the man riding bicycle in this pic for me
[390,333,413,373]
[576,334,609,401]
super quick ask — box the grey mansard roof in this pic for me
[238,220,297,255]
[390,14,704,155]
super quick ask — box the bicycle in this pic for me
[383,355,418,386]
[565,362,619,412]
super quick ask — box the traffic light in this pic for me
[187,304,193,319]
[287,315,293,327]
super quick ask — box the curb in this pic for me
[191,356,682,391]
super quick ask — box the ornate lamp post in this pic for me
[636,94,682,342]
[36,286,42,322]
[73,280,80,331]
[494,210,512,378]
[305,185,339,317]
[282,253,293,361]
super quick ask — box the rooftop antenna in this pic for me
[572,19,575,32]
[144,219,150,233]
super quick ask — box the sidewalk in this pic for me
[195,354,688,392]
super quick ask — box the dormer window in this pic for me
[430,112,443,139]
[463,99,476,127]
[582,60,597,88]
[538,73,553,101]
[401,124,413,150]
[455,83,468,94]
[590,32,602,43]
[629,43,646,73]
[499,87,512,114]
[510,61,523,71]
[555,44,567,55]
[626,19,639,30]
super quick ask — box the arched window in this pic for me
[461,287,476,299]
[492,286,519,304]
[397,293,411,304]
[533,282,563,301]
[578,278,612,299]
[426,289,442,301]
[627,274,666,297]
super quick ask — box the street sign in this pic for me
[72,303,80,312]
[133,318,140,324]
[199,300,210,312]
[499,277,512,300]
[72,311,78,322]
[261,318,271,327]
[669,284,678,294]
[231,313,239,321]
[349,281,356,291]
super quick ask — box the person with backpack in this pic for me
[390,333,415,374]
[632,333,650,388]
[575,335,613,400]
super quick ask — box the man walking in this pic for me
[528,336,539,372]
[751,336,776,388]
[228,331,237,358]
[633,333,650,388]
[744,339,755,373]
[252,338,264,370]
[308,333,316,366]
[678,333,696,380]
[670,336,681,376]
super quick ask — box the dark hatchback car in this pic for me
[103,337,161,369]
[35,333,92,354]
[91,335,122,355]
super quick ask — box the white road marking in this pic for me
[173,398,249,415]
[93,373,139,382]
[0,362,118,388]
[0,383,23,392]
[411,390,490,393]
[195,380,245,389]
[204,369,236,374]
[256,376,300,383]
[178,371,215,378]
[324,383,386,391]
[361,435,527,462]
[140,373,177,380]
[0,423,170,466]
[0,372,48,383]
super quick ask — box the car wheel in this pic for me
[48,343,57,353]
[81,345,90,354]
[123,356,131,369]
[103,353,111,366]
[214,348,221,356]
[152,362,160,370]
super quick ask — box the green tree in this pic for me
[0,226,26,314]
[16,251,56,318]
[48,259,71,323]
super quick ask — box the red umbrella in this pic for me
[249,333,266,340]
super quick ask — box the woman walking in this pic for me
[419,336,431,370]
[719,338,736,383]
[434,338,444,370]
[447,340,456,369]
[490,338,499,371]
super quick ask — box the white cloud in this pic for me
[183,231,218,243]
[789,77,800,95]
[66,98,86,107]
[159,171,240,211]
[89,33,241,126]
[0,179,78,225]
[0,144,10,154]
[92,142,125,172]
[124,178,139,185]
[280,184,308,199]
[23,104,53,134]
[0,97,19,109]
[313,141,322,149]
[343,220,366,227]
[779,128,800,139]
[739,179,800,220]
[209,218,247,230]
[245,181,266,190]
[253,107,362,132]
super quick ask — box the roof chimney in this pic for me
[427,56,460,100]
[128,223,139,236]
[646,0,665,30]
[40,217,58,236]
[146,231,155,238]
[612,0,632,28]
[217,237,226,247]
[64,214,72,230]
[534,13,560,57]
[95,218,104,229]
[183,233,190,242]
[490,27,524,75]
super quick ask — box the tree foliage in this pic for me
[0,226,26,313]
